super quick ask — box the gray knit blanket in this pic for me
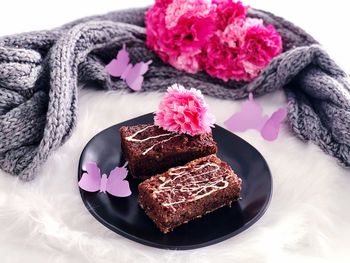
[0,7,349,181]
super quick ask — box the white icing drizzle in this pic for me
[153,162,233,212]
[125,125,179,155]
[142,135,181,155]
[125,125,172,142]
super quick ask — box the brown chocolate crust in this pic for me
[138,155,242,233]
[120,124,217,179]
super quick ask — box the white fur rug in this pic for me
[0,88,349,263]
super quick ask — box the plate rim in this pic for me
[77,113,273,250]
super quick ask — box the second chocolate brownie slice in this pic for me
[120,124,217,179]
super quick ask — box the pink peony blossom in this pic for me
[146,0,283,82]
[154,84,215,135]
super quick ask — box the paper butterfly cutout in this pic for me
[224,93,287,141]
[106,44,152,91]
[78,162,131,197]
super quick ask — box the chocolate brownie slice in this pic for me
[138,155,242,233]
[120,124,217,179]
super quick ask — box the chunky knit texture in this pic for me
[0,8,349,181]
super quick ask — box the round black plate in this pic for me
[78,113,272,250]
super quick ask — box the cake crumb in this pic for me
[159,176,166,182]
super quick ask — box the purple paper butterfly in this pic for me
[78,162,131,197]
[224,93,287,141]
[106,44,152,91]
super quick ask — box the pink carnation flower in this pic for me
[169,52,203,73]
[145,6,174,63]
[165,0,211,29]
[170,15,215,53]
[154,84,215,136]
[239,22,283,79]
[205,35,246,81]
[155,0,173,7]
[146,0,215,74]
[205,15,282,81]
[213,0,247,30]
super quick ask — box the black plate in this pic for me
[78,113,272,250]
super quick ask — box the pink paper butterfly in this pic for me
[224,93,287,141]
[106,44,152,91]
[78,162,131,197]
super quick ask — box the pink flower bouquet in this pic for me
[146,0,282,81]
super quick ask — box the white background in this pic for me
[0,1,349,263]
